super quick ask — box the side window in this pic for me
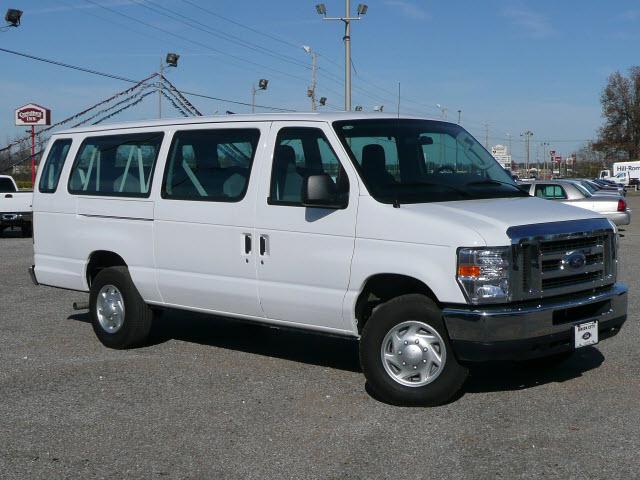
[269,127,349,205]
[162,128,260,202]
[68,132,164,197]
[535,184,566,199]
[39,139,73,193]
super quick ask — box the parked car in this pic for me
[0,175,33,237]
[592,178,626,195]
[575,179,623,197]
[519,179,630,226]
[30,114,628,406]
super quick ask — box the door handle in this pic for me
[259,235,268,256]
[243,234,252,254]
[5,194,12,198]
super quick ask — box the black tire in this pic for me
[360,294,468,406]
[89,266,153,349]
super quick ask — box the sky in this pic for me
[0,0,638,163]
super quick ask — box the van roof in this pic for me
[54,112,440,135]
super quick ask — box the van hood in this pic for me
[357,195,604,247]
[403,196,604,245]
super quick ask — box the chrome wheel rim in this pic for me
[380,320,446,387]
[96,285,125,334]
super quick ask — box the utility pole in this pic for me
[521,130,534,173]
[315,2,368,111]
[542,142,549,179]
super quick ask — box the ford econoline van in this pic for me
[30,113,627,405]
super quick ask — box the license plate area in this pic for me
[574,321,598,348]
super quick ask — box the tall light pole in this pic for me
[251,78,269,113]
[457,109,462,125]
[315,2,368,111]
[521,130,534,173]
[303,45,318,111]
[158,53,179,119]
[436,104,448,120]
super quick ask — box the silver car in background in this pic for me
[519,179,631,226]
[576,179,623,197]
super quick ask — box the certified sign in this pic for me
[14,103,51,126]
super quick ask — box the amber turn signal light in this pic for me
[457,265,481,277]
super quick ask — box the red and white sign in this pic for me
[14,103,51,126]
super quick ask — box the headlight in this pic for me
[457,247,511,304]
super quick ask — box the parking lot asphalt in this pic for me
[1,196,639,480]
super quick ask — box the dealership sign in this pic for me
[15,103,51,126]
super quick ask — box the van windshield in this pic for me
[333,119,527,204]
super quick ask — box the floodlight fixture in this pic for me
[357,4,368,15]
[5,8,22,27]
[165,53,179,67]
[258,78,269,90]
[315,4,327,15]
[319,97,327,106]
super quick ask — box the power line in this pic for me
[0,47,296,112]
[81,0,311,85]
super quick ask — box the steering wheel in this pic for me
[435,165,456,174]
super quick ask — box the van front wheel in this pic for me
[360,294,468,406]
[89,266,153,349]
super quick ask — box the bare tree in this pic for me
[594,67,640,159]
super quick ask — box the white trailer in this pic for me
[600,161,640,187]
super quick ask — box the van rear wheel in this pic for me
[360,294,468,406]
[89,266,152,349]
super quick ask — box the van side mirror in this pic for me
[302,174,346,209]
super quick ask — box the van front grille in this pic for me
[508,219,616,301]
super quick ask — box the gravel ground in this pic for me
[1,195,638,480]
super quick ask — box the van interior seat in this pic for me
[361,144,396,186]
[274,145,303,201]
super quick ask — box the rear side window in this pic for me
[162,128,260,202]
[0,177,16,193]
[68,132,164,197]
[39,139,72,193]
[535,184,567,200]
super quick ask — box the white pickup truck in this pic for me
[0,175,32,237]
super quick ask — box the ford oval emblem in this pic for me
[567,252,586,270]
[582,332,591,341]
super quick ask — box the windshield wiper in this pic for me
[386,181,470,207]
[394,181,471,196]
[465,179,529,194]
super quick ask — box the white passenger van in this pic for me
[31,113,627,405]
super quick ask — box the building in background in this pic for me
[491,144,512,171]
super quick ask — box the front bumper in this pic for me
[443,283,628,362]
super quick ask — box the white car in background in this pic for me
[519,179,630,226]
